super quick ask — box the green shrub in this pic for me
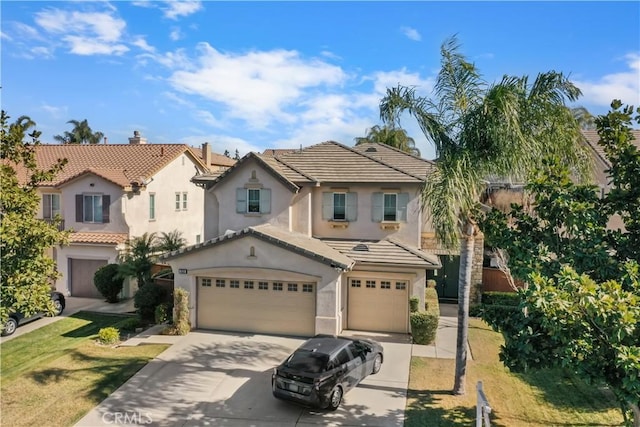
[119,317,141,332]
[94,264,123,303]
[469,304,483,317]
[134,283,167,321]
[479,304,520,332]
[410,312,438,345]
[155,303,172,324]
[173,288,191,335]
[425,286,440,317]
[482,291,520,306]
[98,327,120,345]
[409,296,420,313]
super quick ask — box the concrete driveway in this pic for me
[75,331,411,426]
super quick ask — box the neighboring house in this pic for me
[163,140,474,337]
[27,131,212,298]
[582,129,640,230]
[191,142,236,177]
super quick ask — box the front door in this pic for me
[429,255,460,301]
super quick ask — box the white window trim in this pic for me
[247,188,261,213]
[149,193,156,220]
[43,193,61,219]
[333,192,347,221]
[383,193,398,222]
[83,194,103,223]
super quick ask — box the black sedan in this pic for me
[272,334,384,410]
[1,291,66,336]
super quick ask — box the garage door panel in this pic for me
[348,278,408,333]
[70,258,108,298]
[197,278,315,336]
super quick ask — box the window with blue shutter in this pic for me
[346,192,358,221]
[237,188,271,214]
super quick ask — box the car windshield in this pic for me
[285,350,329,373]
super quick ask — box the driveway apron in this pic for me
[75,331,411,427]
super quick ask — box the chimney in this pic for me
[202,142,212,166]
[129,130,147,145]
[104,136,108,144]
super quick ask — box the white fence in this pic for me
[476,381,492,427]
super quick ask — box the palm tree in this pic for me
[571,106,596,130]
[118,232,159,288]
[157,230,187,253]
[354,125,421,156]
[54,119,104,144]
[380,36,588,395]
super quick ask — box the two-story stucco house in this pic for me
[164,141,448,337]
[31,132,222,298]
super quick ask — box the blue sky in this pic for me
[2,1,639,160]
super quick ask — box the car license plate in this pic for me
[288,383,299,392]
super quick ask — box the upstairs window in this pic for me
[182,192,188,210]
[372,192,409,222]
[43,194,61,219]
[383,194,397,221]
[149,193,156,220]
[322,192,357,221]
[76,194,110,223]
[175,193,181,210]
[236,188,271,214]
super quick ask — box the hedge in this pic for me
[410,311,438,345]
[482,291,521,306]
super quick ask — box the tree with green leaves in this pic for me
[354,124,421,156]
[571,106,596,130]
[1,111,68,331]
[118,232,159,288]
[54,119,104,144]
[379,36,588,394]
[157,229,187,253]
[481,101,640,426]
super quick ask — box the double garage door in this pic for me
[348,277,409,333]
[197,277,316,336]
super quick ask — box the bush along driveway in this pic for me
[0,312,168,427]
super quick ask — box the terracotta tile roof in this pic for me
[322,238,441,268]
[272,141,425,184]
[70,232,128,245]
[352,143,436,178]
[582,129,640,167]
[163,224,354,269]
[191,147,237,167]
[11,144,207,189]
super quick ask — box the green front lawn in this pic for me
[1,312,168,427]
[406,318,624,426]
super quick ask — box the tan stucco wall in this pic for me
[167,235,343,335]
[127,154,205,245]
[310,184,422,246]
[210,158,293,236]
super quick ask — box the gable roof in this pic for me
[351,142,436,178]
[582,129,640,167]
[11,144,208,190]
[163,223,354,270]
[322,238,441,268]
[190,147,237,167]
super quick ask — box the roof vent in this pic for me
[353,243,369,252]
[365,147,377,152]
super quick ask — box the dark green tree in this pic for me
[157,229,187,253]
[118,232,159,288]
[1,111,68,330]
[54,119,104,144]
[481,101,640,426]
[233,149,240,160]
[223,149,230,158]
[380,36,588,394]
[354,124,421,156]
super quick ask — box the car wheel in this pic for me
[372,353,382,375]
[2,318,18,336]
[327,386,343,411]
[52,299,64,316]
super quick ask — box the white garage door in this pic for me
[197,278,316,336]
[348,277,409,333]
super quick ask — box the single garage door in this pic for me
[348,277,409,333]
[70,258,108,298]
[197,278,316,336]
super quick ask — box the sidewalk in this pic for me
[412,303,471,360]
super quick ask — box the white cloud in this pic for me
[40,103,68,120]
[34,8,128,56]
[573,53,640,108]
[162,1,203,20]
[132,36,155,53]
[401,26,421,42]
[194,110,225,129]
[170,27,183,41]
[166,44,347,127]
